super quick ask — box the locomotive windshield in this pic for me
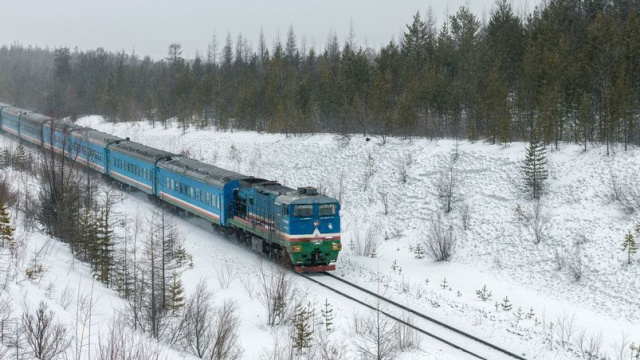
[293,204,313,217]
[319,204,336,216]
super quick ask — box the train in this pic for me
[0,102,342,272]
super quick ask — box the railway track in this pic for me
[301,272,529,360]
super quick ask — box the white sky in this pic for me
[2,0,534,60]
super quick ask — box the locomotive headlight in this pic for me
[331,243,342,251]
[290,245,302,253]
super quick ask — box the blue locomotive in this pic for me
[0,103,341,272]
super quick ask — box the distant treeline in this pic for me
[1,0,639,148]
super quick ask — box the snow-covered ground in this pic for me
[1,116,639,359]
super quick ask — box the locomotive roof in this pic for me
[110,140,175,163]
[241,179,338,205]
[158,156,248,186]
[275,194,338,205]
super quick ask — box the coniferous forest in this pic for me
[1,0,639,149]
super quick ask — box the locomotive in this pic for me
[0,102,341,272]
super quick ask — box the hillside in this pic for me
[0,116,638,359]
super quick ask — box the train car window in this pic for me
[171,179,175,190]
[217,196,220,209]
[293,205,313,217]
[319,204,336,216]
[249,197,254,206]
[283,205,289,216]
[166,178,170,189]
[206,192,211,205]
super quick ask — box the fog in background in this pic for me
[2,0,533,60]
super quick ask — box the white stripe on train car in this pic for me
[110,171,152,191]
[21,133,41,144]
[159,191,221,221]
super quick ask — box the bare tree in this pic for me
[423,214,456,262]
[529,199,550,244]
[22,301,71,360]
[256,262,304,326]
[574,329,603,360]
[567,247,586,281]
[170,280,243,360]
[351,304,398,360]
[395,312,420,351]
[350,223,381,258]
[96,317,168,360]
[0,293,13,343]
[215,264,238,290]
[611,333,632,360]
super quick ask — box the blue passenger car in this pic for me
[42,120,83,154]
[108,141,174,194]
[1,107,27,137]
[156,157,247,225]
[20,112,51,146]
[65,128,125,174]
[0,103,12,129]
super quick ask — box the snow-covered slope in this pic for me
[2,115,638,359]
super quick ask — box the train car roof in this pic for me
[22,112,52,124]
[2,107,29,117]
[158,156,248,187]
[0,102,13,109]
[85,128,125,146]
[43,119,83,133]
[110,140,175,163]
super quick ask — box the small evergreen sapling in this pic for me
[514,307,524,320]
[476,285,492,301]
[320,299,334,332]
[440,278,448,290]
[623,229,638,265]
[168,271,185,313]
[501,297,512,311]
[526,307,535,319]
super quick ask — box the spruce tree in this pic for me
[292,302,313,354]
[14,144,28,171]
[320,299,334,332]
[0,199,15,253]
[167,271,185,314]
[95,206,114,285]
[623,231,638,265]
[0,147,9,168]
[522,136,548,199]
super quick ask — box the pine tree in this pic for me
[0,147,10,168]
[292,302,313,354]
[623,231,638,265]
[95,206,114,285]
[501,296,512,311]
[78,206,99,262]
[522,136,548,199]
[320,299,334,332]
[13,144,28,171]
[0,199,15,255]
[167,271,185,314]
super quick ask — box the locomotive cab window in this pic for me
[319,204,336,216]
[293,205,313,217]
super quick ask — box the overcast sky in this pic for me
[2,0,534,60]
